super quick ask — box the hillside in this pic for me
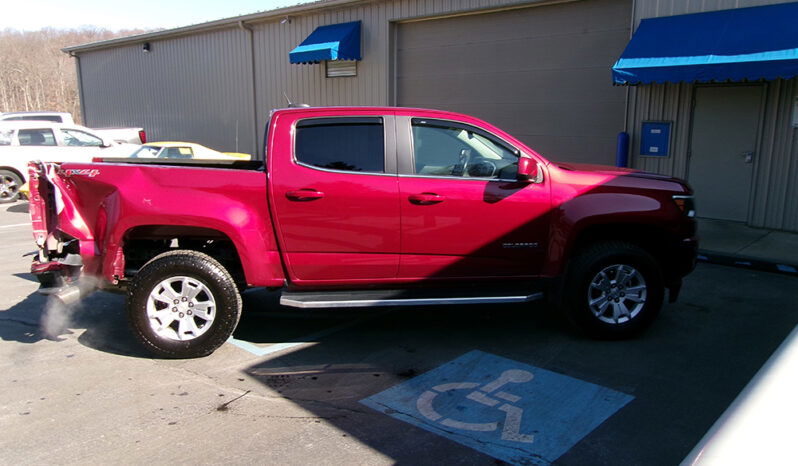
[0,28,147,124]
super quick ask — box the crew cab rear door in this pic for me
[268,111,400,283]
[396,116,551,279]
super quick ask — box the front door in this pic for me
[398,117,551,279]
[688,85,763,222]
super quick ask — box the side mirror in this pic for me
[517,157,538,182]
[100,138,114,148]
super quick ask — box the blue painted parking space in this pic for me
[361,350,634,465]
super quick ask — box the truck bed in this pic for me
[95,157,264,170]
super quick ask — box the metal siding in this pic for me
[751,78,798,231]
[633,0,794,24]
[627,0,798,231]
[79,28,256,155]
[628,82,692,177]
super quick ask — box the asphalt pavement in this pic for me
[1,201,796,465]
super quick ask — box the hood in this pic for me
[554,162,678,181]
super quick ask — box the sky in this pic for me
[2,0,315,31]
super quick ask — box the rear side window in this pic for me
[18,128,56,146]
[0,129,12,146]
[295,117,384,173]
[160,147,193,159]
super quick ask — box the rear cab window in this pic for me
[295,117,385,173]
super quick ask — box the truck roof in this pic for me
[271,106,475,119]
[0,111,74,124]
[0,121,96,132]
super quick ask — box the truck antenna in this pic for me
[283,92,310,108]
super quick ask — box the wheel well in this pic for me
[570,224,671,270]
[122,225,246,286]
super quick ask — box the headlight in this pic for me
[672,195,696,218]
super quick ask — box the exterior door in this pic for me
[269,114,400,283]
[398,117,551,279]
[688,85,763,222]
[396,0,631,165]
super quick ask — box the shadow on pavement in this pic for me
[236,264,798,465]
[12,272,37,283]
[0,288,149,358]
[6,202,28,214]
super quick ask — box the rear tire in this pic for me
[127,250,242,358]
[0,170,22,204]
[562,241,664,339]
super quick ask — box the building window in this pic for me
[326,60,357,78]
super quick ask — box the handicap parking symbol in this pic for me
[361,350,634,465]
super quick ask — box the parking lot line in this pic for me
[228,309,395,357]
[0,223,31,229]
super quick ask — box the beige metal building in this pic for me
[64,0,798,231]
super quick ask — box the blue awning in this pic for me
[289,21,361,64]
[612,3,798,85]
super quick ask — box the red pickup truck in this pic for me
[28,106,697,358]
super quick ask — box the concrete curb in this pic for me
[698,250,798,277]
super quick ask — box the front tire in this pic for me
[0,170,22,204]
[127,250,242,358]
[563,241,664,339]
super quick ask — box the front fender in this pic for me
[544,192,668,276]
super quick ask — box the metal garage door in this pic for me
[396,0,631,164]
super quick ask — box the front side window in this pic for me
[18,128,56,146]
[295,117,384,173]
[61,129,102,147]
[411,119,519,180]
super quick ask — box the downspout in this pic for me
[616,0,638,168]
[623,0,638,134]
[238,20,259,160]
[68,51,87,125]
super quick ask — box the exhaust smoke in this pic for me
[40,277,100,340]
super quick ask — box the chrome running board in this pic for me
[279,290,544,309]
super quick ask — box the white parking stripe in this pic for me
[0,223,30,229]
[228,309,395,357]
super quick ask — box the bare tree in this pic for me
[0,27,146,124]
